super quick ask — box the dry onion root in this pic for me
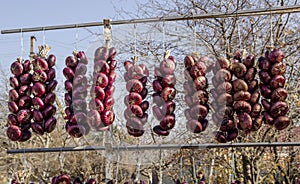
[64,51,90,137]
[258,48,290,130]
[183,54,209,134]
[123,57,149,137]
[152,51,176,136]
[211,57,237,143]
[87,47,117,132]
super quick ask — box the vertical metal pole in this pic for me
[159,148,163,184]
[208,149,215,183]
[231,148,235,182]
[104,19,112,48]
[105,142,113,183]
[192,156,198,184]
[29,36,36,60]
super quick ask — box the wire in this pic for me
[134,24,137,57]
[162,20,165,52]
[270,7,274,47]
[20,28,24,59]
[75,25,79,51]
[43,27,46,45]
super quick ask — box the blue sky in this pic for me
[0,0,138,72]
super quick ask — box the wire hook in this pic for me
[75,24,79,51]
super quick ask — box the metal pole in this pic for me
[6,142,300,154]
[1,5,300,34]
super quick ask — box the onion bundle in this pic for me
[258,48,290,130]
[64,51,89,137]
[7,51,58,141]
[31,54,58,136]
[183,55,209,133]
[211,58,237,143]
[87,47,117,131]
[51,174,97,184]
[152,52,176,136]
[231,53,263,134]
[123,57,149,137]
[7,58,33,142]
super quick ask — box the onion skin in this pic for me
[238,112,252,130]
[220,119,236,132]
[184,55,195,70]
[126,79,143,93]
[8,101,19,113]
[152,79,163,93]
[44,117,57,133]
[248,79,258,92]
[18,95,31,108]
[215,131,227,143]
[65,55,78,68]
[232,62,247,78]
[161,87,176,101]
[189,62,206,78]
[271,88,288,102]
[250,91,260,105]
[190,104,208,120]
[9,77,19,89]
[10,61,23,77]
[259,71,272,84]
[216,82,232,94]
[217,57,230,69]
[244,54,255,68]
[101,110,115,126]
[215,69,232,82]
[87,110,101,127]
[95,72,109,88]
[162,101,176,115]
[217,93,233,106]
[152,105,164,120]
[244,67,257,82]
[233,79,248,92]
[260,84,272,99]
[251,103,262,118]
[9,89,19,101]
[263,111,274,125]
[160,58,176,75]
[153,125,170,136]
[233,101,252,114]
[271,62,286,75]
[23,59,32,72]
[186,119,203,133]
[32,82,46,97]
[192,90,208,105]
[233,91,251,101]
[269,48,284,63]
[270,101,289,118]
[274,116,290,130]
[46,80,58,92]
[258,57,271,71]
[31,123,44,135]
[7,125,22,141]
[47,54,56,67]
[270,75,285,90]
[261,99,271,111]
[19,73,32,85]
[193,76,208,90]
[159,114,175,130]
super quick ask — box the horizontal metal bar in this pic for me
[1,5,300,34]
[6,142,300,154]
